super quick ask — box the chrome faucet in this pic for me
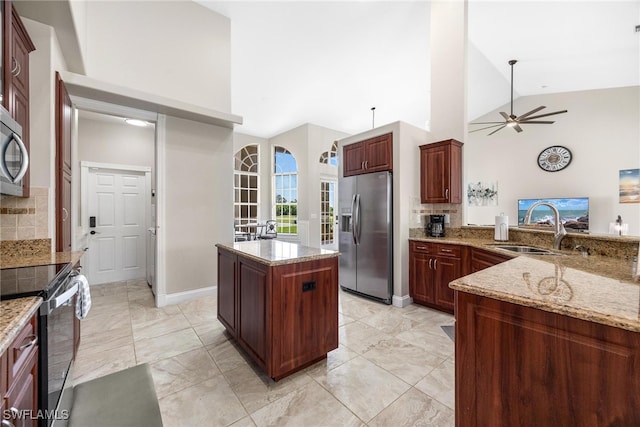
[523,201,567,250]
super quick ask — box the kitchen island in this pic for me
[215,240,339,380]
[450,255,640,426]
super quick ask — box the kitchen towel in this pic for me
[73,274,92,320]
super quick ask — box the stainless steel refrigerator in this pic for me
[339,171,393,304]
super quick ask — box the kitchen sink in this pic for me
[492,245,561,255]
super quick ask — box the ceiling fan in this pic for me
[470,59,567,136]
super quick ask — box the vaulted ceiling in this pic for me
[200,0,639,138]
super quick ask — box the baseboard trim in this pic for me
[392,294,413,308]
[157,286,217,307]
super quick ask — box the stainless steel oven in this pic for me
[0,263,78,427]
[0,107,27,197]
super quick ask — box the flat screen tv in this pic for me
[518,197,589,233]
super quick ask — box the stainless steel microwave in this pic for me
[0,107,27,197]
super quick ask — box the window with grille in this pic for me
[234,145,259,226]
[320,181,336,245]
[319,141,339,166]
[274,146,298,235]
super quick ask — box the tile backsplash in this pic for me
[0,187,49,241]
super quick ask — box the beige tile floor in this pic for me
[74,278,456,426]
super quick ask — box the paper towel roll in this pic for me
[495,213,509,241]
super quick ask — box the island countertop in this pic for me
[0,296,42,355]
[450,255,640,333]
[216,240,338,266]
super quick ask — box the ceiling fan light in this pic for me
[506,122,516,127]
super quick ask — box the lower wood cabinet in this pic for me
[455,291,640,426]
[469,247,512,273]
[409,241,464,313]
[2,311,39,427]
[217,248,339,380]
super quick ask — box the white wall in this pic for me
[24,18,69,243]
[83,1,231,113]
[77,115,155,185]
[429,0,467,142]
[163,116,233,295]
[466,86,640,236]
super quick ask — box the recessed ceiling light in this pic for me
[125,118,148,127]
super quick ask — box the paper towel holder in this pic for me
[495,213,509,241]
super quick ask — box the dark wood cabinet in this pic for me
[217,247,339,380]
[3,3,35,198]
[409,241,464,313]
[217,249,237,336]
[237,257,269,368]
[2,311,39,427]
[343,133,392,177]
[56,74,73,252]
[419,139,463,204]
[469,247,512,273]
[455,291,640,426]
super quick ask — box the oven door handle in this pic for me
[50,283,79,310]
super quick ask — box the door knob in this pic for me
[90,230,100,235]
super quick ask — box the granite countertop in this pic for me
[409,236,635,283]
[0,296,42,354]
[449,256,640,333]
[216,240,339,266]
[408,236,640,332]
[0,250,85,269]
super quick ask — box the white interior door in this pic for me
[87,168,147,284]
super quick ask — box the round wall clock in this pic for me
[537,145,572,172]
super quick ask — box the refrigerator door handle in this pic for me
[351,194,357,245]
[354,193,361,245]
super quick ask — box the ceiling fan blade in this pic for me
[519,120,555,124]
[520,110,568,121]
[469,123,508,133]
[470,121,508,125]
[488,125,507,136]
[513,124,523,133]
[516,106,546,120]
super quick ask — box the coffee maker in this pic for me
[427,215,446,237]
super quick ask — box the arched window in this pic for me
[274,146,298,235]
[319,141,339,166]
[234,145,259,226]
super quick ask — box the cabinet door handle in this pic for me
[433,259,438,269]
[2,419,16,427]
[441,248,452,253]
[19,334,38,351]
[62,207,69,221]
[445,188,449,200]
[364,160,368,169]
[428,258,433,269]
[361,161,364,170]
[11,57,18,75]
[416,246,427,250]
[14,60,21,77]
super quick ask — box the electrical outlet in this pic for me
[444,214,450,224]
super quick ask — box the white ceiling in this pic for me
[199,1,640,139]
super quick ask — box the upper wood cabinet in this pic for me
[419,139,463,204]
[343,133,392,177]
[3,3,36,198]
